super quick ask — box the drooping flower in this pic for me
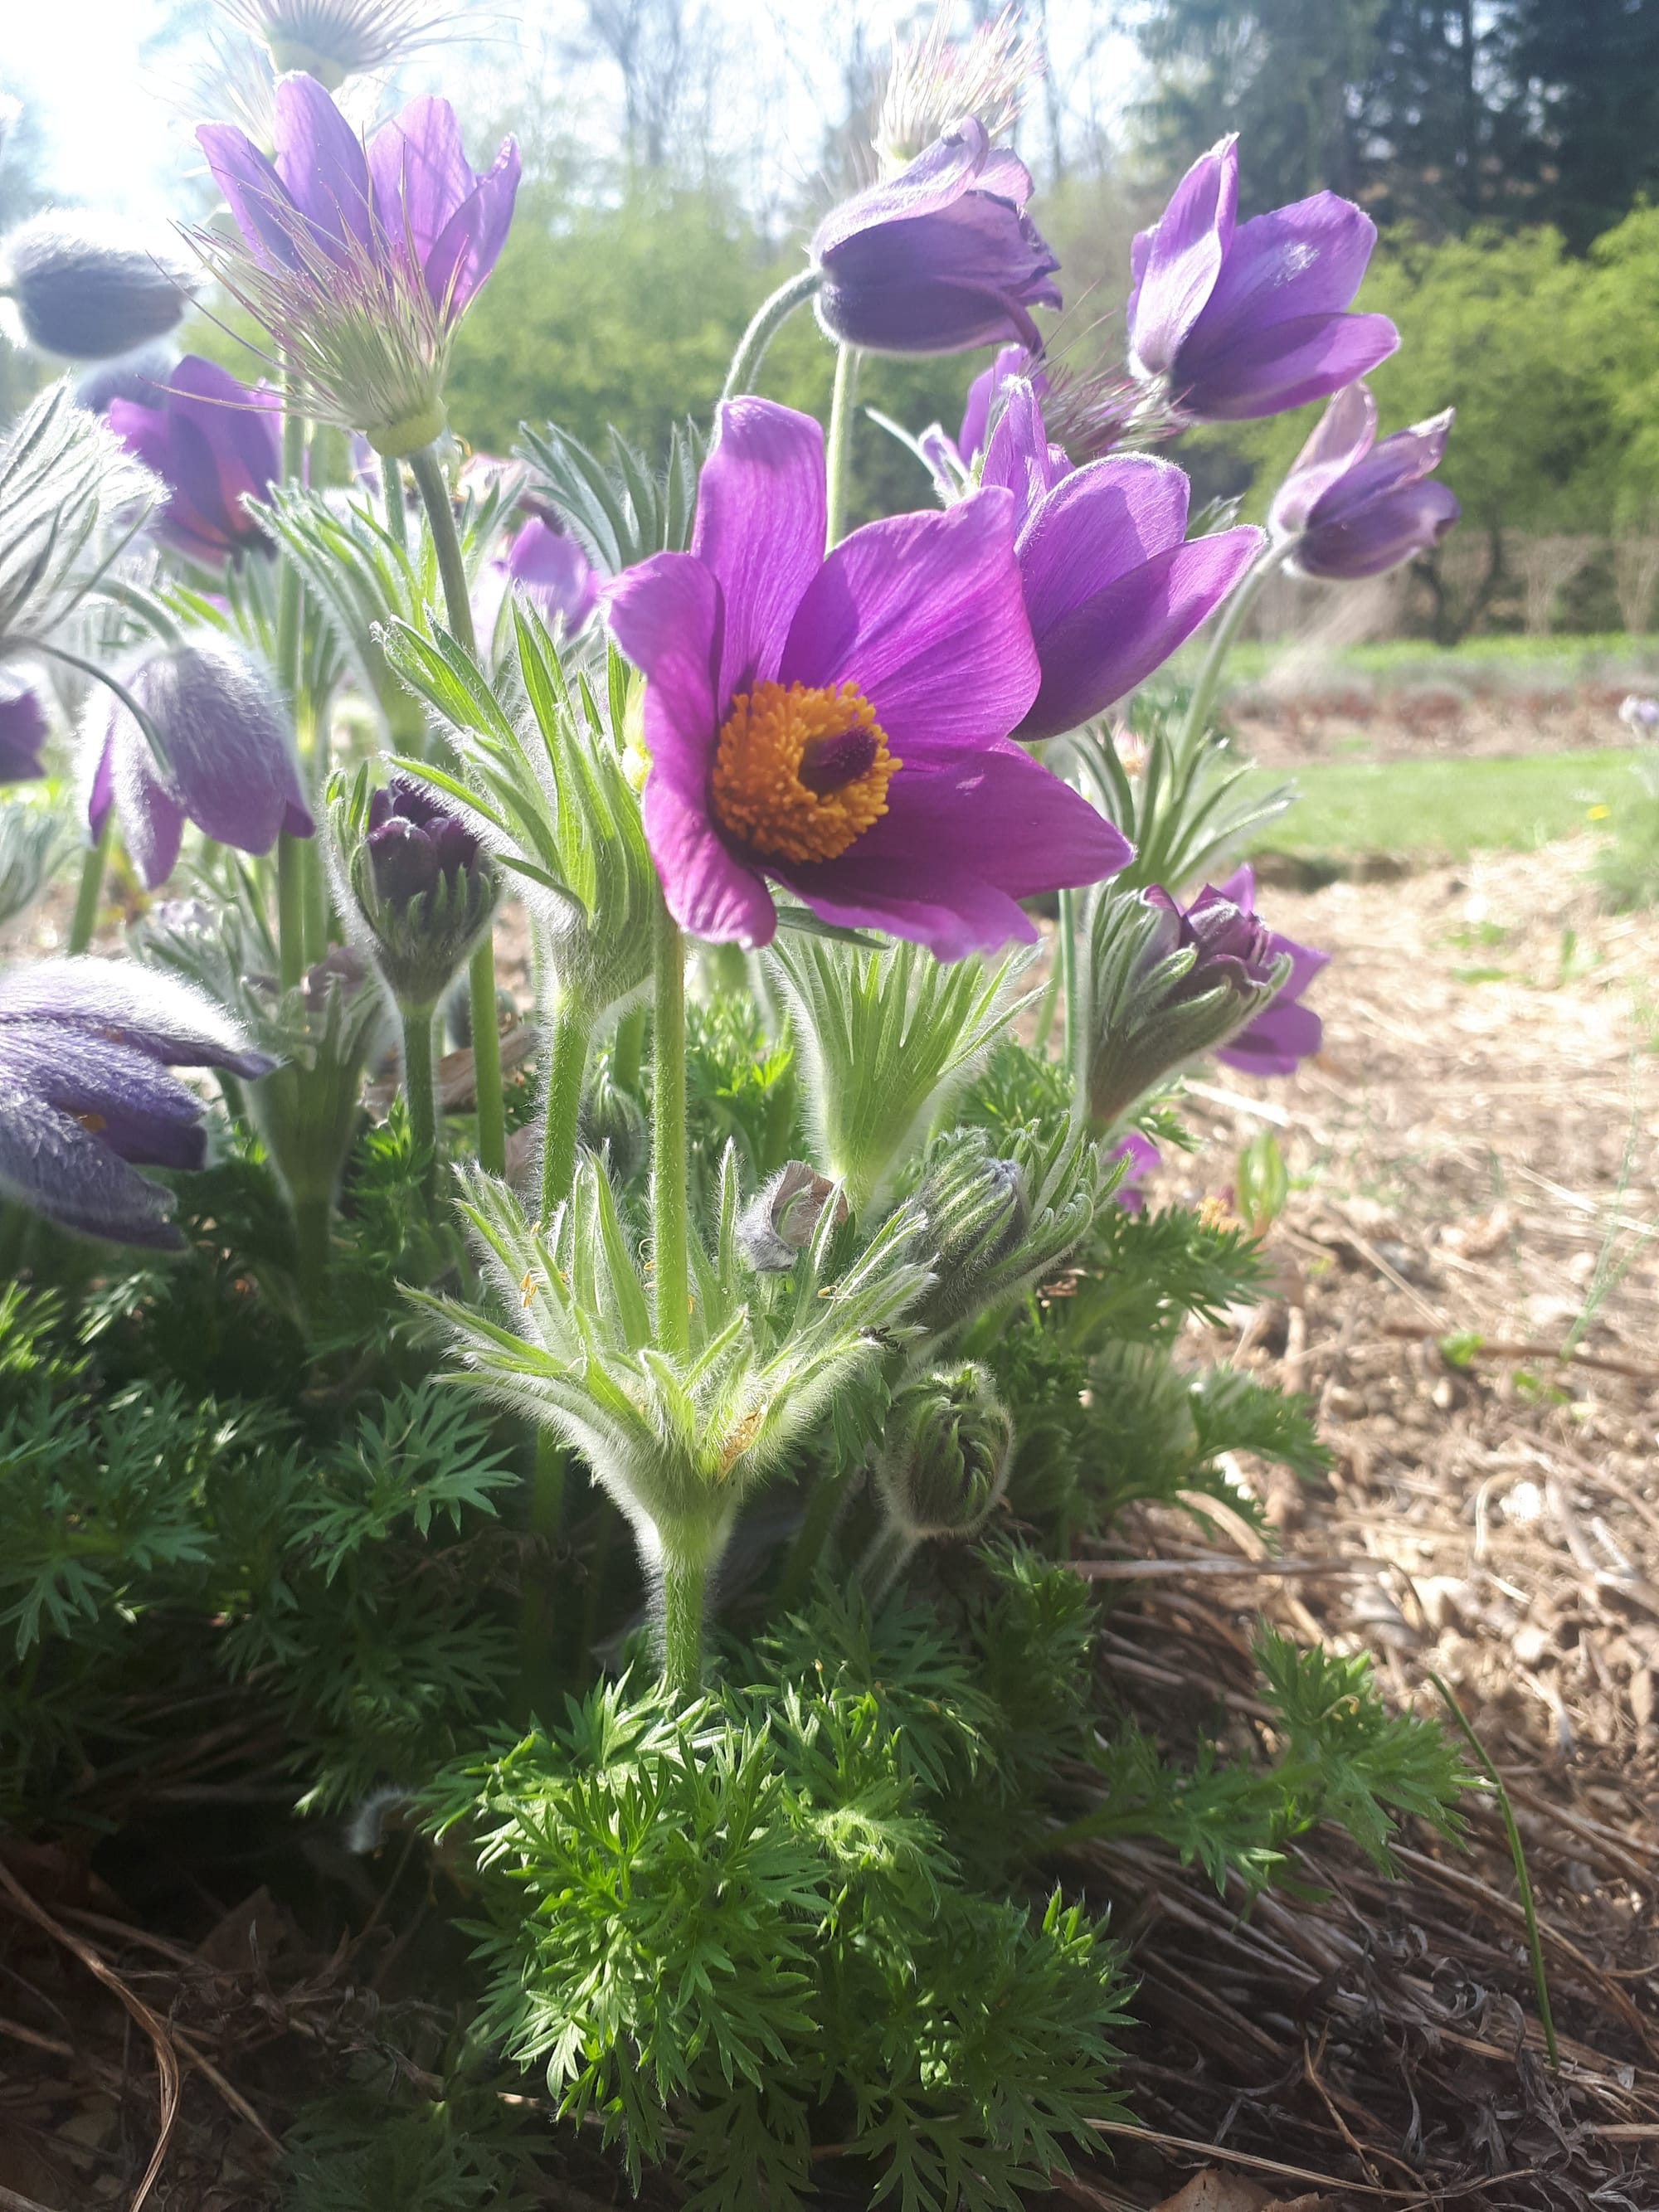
[1269,382,1458,580]
[876,2,1041,173]
[979,377,1262,741]
[604,398,1128,959]
[108,355,281,566]
[0,958,273,1247]
[82,639,313,888]
[1126,137,1398,424]
[216,0,465,88]
[195,73,519,455]
[0,215,194,362]
[0,681,48,783]
[473,518,597,646]
[810,119,1061,358]
[1209,863,1327,1077]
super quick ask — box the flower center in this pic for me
[712,680,900,867]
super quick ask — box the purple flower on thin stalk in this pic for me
[1270,382,1458,580]
[0,958,274,1248]
[979,377,1262,740]
[82,639,313,889]
[604,398,1128,959]
[811,119,1061,357]
[1209,864,1327,1077]
[108,354,281,566]
[1126,137,1398,424]
[0,681,48,783]
[195,73,519,455]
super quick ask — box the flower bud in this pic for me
[907,1132,1028,1335]
[0,215,193,361]
[876,1364,1014,1544]
[335,773,497,1011]
[1082,882,1292,1128]
[737,1160,849,1272]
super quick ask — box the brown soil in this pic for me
[1233,683,1641,767]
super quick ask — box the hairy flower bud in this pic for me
[335,772,496,1010]
[578,1060,648,1184]
[0,215,193,361]
[907,1134,1028,1335]
[737,1159,849,1272]
[876,1363,1014,1545]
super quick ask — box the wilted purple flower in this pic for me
[1271,382,1457,580]
[810,119,1061,357]
[1108,1130,1158,1213]
[474,518,598,644]
[0,214,194,362]
[1619,695,1659,733]
[1209,864,1327,1077]
[1126,137,1398,424]
[0,958,273,1247]
[978,377,1262,740]
[83,639,313,888]
[108,355,280,566]
[0,681,48,783]
[604,398,1128,958]
[196,74,519,454]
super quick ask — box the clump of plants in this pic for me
[0,5,1473,2202]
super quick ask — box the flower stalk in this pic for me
[400,997,437,1161]
[406,438,506,1174]
[721,265,821,401]
[67,811,114,958]
[1177,534,1295,757]
[539,999,592,1221]
[651,901,689,1360]
[276,397,308,991]
[825,344,861,551]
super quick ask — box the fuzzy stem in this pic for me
[858,1519,917,1607]
[651,902,690,1359]
[721,266,822,401]
[540,997,592,1221]
[382,452,408,554]
[824,343,862,552]
[400,999,438,1165]
[67,810,114,956]
[659,1545,708,1702]
[275,398,307,992]
[1177,536,1294,758]
[518,1428,568,1714]
[1058,886,1080,1077]
[611,1003,646,1094]
[407,439,507,1175]
[294,1191,332,1315]
[1033,927,1064,1058]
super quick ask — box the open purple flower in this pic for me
[83,639,313,889]
[1270,382,1458,581]
[1209,864,1327,1077]
[604,398,1128,958]
[196,74,519,455]
[108,355,280,566]
[810,120,1060,357]
[978,377,1262,741]
[1126,137,1398,423]
[0,958,274,1247]
[0,681,48,783]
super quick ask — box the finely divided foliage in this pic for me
[0,22,1473,2205]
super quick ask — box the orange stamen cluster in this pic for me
[712,679,900,867]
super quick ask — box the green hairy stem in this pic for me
[1177,534,1295,756]
[540,999,593,1222]
[67,810,114,958]
[650,903,691,1361]
[721,266,822,401]
[275,399,308,993]
[824,343,862,552]
[400,999,438,1164]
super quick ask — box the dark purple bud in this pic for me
[429,814,478,875]
[75,343,179,417]
[0,681,48,783]
[810,120,1061,357]
[1207,865,1328,1078]
[0,214,194,362]
[368,814,440,907]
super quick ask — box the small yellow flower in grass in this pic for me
[1588,804,1612,821]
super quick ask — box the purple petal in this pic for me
[643,773,777,947]
[0,1022,207,1167]
[815,196,1059,356]
[0,958,271,1077]
[1127,137,1238,379]
[166,356,280,523]
[812,119,990,260]
[110,705,187,889]
[504,518,596,630]
[0,1079,182,1249]
[368,94,474,279]
[1297,479,1461,580]
[1018,523,1263,741]
[1015,452,1191,630]
[143,645,310,859]
[692,401,825,704]
[958,343,1040,463]
[1180,309,1399,421]
[0,681,48,783]
[1306,407,1454,531]
[197,123,300,270]
[1270,382,1377,535]
[1216,996,1323,1077]
[424,137,520,316]
[271,72,373,262]
[1188,190,1379,350]
[781,489,1039,753]
[980,377,1072,529]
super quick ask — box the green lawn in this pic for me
[1220,632,1659,693]
[1245,748,1648,860]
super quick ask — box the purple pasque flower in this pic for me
[83,639,313,889]
[108,355,280,566]
[1126,137,1398,423]
[810,119,1061,357]
[0,958,274,1248]
[474,518,598,645]
[196,73,519,455]
[1208,865,1326,1077]
[345,775,494,1008]
[0,680,48,783]
[978,377,1262,741]
[366,774,480,905]
[1619,695,1659,734]
[1108,1130,1158,1213]
[1270,382,1458,581]
[604,398,1128,959]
